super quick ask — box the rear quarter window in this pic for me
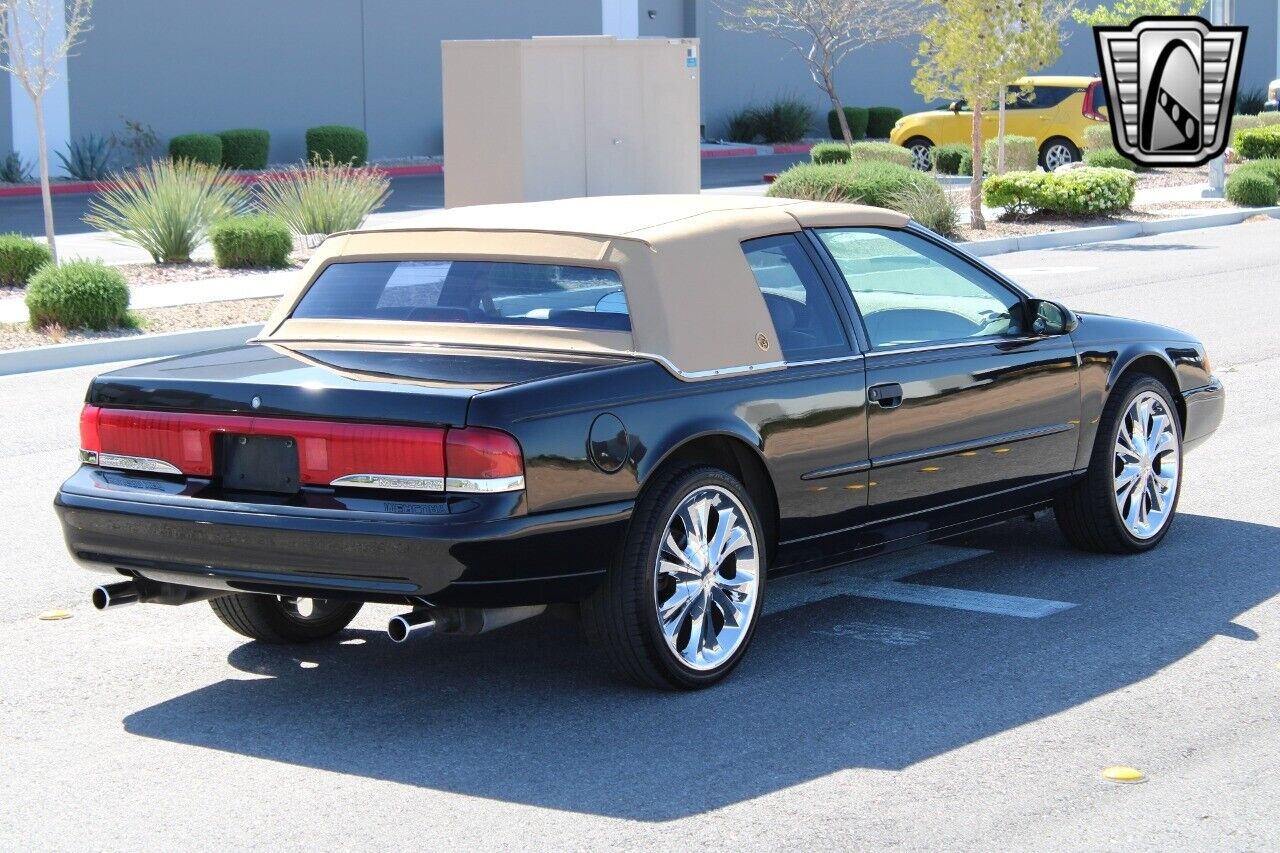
[291,260,630,332]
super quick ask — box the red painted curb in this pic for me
[0,162,446,199]
[700,146,762,159]
[769,143,812,154]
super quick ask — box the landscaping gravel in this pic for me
[0,296,276,351]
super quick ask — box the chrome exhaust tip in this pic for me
[387,610,436,643]
[92,581,140,610]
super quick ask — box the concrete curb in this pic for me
[961,205,1280,257]
[0,323,258,376]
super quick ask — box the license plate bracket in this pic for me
[221,434,300,493]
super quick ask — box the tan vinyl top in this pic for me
[258,195,908,380]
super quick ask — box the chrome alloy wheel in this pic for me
[279,596,346,623]
[654,485,761,671]
[1113,391,1180,539]
[910,143,932,171]
[1044,142,1074,171]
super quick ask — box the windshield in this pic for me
[291,260,630,332]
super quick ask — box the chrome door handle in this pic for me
[868,383,904,409]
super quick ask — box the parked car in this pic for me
[58,195,1223,689]
[1266,78,1278,111]
[890,75,1107,171]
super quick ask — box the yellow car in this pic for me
[889,75,1107,171]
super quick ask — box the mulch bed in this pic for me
[0,297,277,352]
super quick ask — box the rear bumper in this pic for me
[56,466,630,607]
[1182,378,1225,453]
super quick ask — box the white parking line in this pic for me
[765,545,1077,619]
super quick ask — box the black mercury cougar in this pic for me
[56,195,1224,688]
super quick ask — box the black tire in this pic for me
[1054,373,1183,554]
[904,136,935,171]
[583,465,767,690]
[1039,136,1081,171]
[209,593,362,643]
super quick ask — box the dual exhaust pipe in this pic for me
[93,580,544,644]
[386,604,546,643]
[92,579,224,610]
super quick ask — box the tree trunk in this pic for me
[997,85,1007,175]
[970,102,985,230]
[33,97,58,264]
[826,77,853,146]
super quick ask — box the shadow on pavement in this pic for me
[123,513,1278,821]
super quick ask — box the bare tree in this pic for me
[0,0,94,263]
[717,1,926,145]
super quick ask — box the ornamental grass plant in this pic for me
[256,157,390,246]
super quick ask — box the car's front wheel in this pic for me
[904,136,935,171]
[210,594,362,643]
[584,465,766,689]
[1055,374,1183,553]
[1039,136,1080,171]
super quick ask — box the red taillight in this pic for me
[446,427,524,481]
[78,405,522,493]
[1083,81,1106,121]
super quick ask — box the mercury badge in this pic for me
[1094,16,1247,167]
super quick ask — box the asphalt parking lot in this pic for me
[2,221,1278,850]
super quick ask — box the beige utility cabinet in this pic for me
[442,35,700,208]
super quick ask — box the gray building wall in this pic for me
[66,0,600,164]
[0,74,11,159]
[25,1,1280,162]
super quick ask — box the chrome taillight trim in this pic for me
[445,475,526,494]
[329,473,446,492]
[88,451,184,476]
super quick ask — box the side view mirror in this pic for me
[949,101,961,113]
[1028,299,1079,336]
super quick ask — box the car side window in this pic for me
[815,228,1024,350]
[741,234,851,361]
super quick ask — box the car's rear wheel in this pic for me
[583,465,766,689]
[905,136,935,171]
[1039,136,1080,171]
[1055,374,1183,553]
[209,593,362,643]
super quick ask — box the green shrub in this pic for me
[724,107,762,143]
[826,107,869,140]
[58,134,116,181]
[1084,148,1138,170]
[1225,172,1278,206]
[849,141,913,167]
[866,106,904,138]
[755,97,813,143]
[983,167,1136,216]
[932,143,969,175]
[25,261,130,330]
[209,214,293,269]
[1238,84,1268,116]
[1225,160,1280,207]
[218,128,270,170]
[168,133,222,167]
[84,159,250,264]
[767,160,945,210]
[1084,123,1116,152]
[306,125,369,166]
[810,142,852,165]
[982,171,1046,216]
[0,233,52,285]
[1235,127,1280,160]
[0,152,33,183]
[982,134,1037,173]
[888,180,959,238]
[256,158,390,244]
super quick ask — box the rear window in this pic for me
[291,260,630,332]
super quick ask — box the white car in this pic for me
[1266,78,1279,112]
